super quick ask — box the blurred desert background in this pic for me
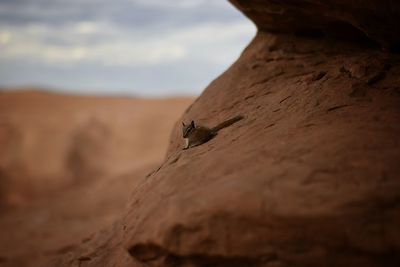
[0,89,192,266]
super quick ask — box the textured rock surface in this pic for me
[229,0,400,49]
[46,33,400,266]
[124,33,400,267]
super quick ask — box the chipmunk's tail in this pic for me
[211,115,244,132]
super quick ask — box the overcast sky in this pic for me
[0,0,255,96]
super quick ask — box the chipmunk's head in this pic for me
[182,120,195,138]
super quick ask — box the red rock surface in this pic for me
[46,35,400,267]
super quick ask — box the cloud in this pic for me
[0,30,10,44]
[0,0,240,26]
[130,0,230,9]
[0,20,254,66]
[0,0,255,95]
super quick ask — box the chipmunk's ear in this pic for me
[182,122,185,126]
[191,120,195,127]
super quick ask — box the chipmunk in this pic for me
[182,115,244,149]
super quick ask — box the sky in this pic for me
[0,0,256,96]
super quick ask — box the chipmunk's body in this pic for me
[182,115,243,149]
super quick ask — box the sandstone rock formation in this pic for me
[124,33,400,266]
[66,118,112,181]
[19,1,400,266]
[229,0,400,50]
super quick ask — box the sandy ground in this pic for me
[0,90,192,267]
